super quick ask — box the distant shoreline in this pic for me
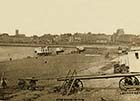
[0,43,123,49]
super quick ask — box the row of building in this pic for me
[0,29,140,45]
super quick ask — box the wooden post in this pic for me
[66,78,76,96]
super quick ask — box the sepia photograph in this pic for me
[0,0,140,101]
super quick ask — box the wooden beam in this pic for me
[57,73,140,81]
[19,73,140,81]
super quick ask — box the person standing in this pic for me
[1,78,7,89]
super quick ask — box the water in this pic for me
[0,46,35,61]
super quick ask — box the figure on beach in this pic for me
[0,77,7,89]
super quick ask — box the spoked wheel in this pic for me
[119,77,127,91]
[119,76,139,91]
[70,79,83,94]
[18,79,26,89]
[131,76,139,85]
[60,79,84,95]
[74,79,83,91]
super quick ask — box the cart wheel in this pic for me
[114,67,121,73]
[70,79,83,94]
[75,79,83,91]
[18,79,26,90]
[131,76,139,85]
[119,76,139,91]
[119,77,128,91]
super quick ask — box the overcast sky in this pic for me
[0,0,140,36]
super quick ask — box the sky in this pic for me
[0,0,140,36]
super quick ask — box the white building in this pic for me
[119,47,140,73]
